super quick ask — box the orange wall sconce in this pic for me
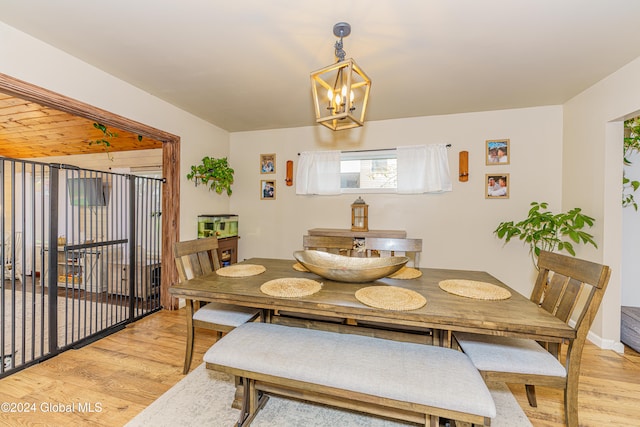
[285,160,294,186]
[459,151,469,182]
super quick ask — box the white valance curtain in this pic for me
[397,144,452,194]
[295,144,452,195]
[296,150,341,195]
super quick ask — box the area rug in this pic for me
[125,364,532,427]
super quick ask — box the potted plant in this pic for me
[186,156,234,195]
[494,201,597,268]
[623,116,640,210]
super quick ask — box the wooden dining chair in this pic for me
[302,235,356,256]
[353,237,428,338]
[363,237,423,268]
[453,250,611,427]
[173,236,261,374]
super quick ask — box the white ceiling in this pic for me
[2,0,640,133]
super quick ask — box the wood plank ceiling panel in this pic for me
[0,92,162,159]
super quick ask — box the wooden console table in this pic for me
[307,228,406,239]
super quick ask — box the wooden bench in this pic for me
[204,322,496,427]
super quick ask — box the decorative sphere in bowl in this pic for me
[293,250,409,283]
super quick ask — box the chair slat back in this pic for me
[533,251,611,337]
[363,237,423,268]
[173,236,221,283]
[539,273,580,319]
[555,277,583,322]
[302,235,355,255]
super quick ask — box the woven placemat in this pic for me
[355,286,427,311]
[438,279,511,300]
[260,278,322,298]
[292,262,309,272]
[216,264,266,277]
[387,267,422,280]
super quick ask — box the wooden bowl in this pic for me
[293,250,409,283]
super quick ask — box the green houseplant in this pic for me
[494,201,597,268]
[186,156,234,195]
[86,122,143,161]
[87,123,118,161]
[623,116,640,210]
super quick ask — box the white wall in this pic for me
[230,106,564,298]
[0,21,230,240]
[563,55,640,350]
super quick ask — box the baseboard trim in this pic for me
[587,330,625,354]
[567,318,625,354]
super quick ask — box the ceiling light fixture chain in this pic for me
[333,22,350,63]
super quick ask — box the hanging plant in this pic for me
[87,122,117,161]
[623,117,640,210]
[186,156,234,196]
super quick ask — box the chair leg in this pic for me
[565,380,579,427]
[525,384,537,407]
[183,299,196,374]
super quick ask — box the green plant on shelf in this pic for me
[186,156,234,196]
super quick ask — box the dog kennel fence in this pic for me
[1,157,163,376]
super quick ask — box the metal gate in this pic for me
[1,157,162,377]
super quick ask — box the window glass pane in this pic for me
[340,160,360,173]
[339,150,397,192]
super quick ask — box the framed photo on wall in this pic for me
[486,174,509,199]
[260,180,276,200]
[486,139,510,165]
[260,153,276,174]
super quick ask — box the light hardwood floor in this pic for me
[0,308,638,426]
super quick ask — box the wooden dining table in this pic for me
[169,257,574,345]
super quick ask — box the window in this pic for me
[340,149,397,192]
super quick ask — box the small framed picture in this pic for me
[486,139,510,165]
[260,180,276,200]
[260,153,276,174]
[486,174,509,199]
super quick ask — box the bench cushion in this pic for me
[204,322,496,419]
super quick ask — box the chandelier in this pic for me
[310,22,371,131]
